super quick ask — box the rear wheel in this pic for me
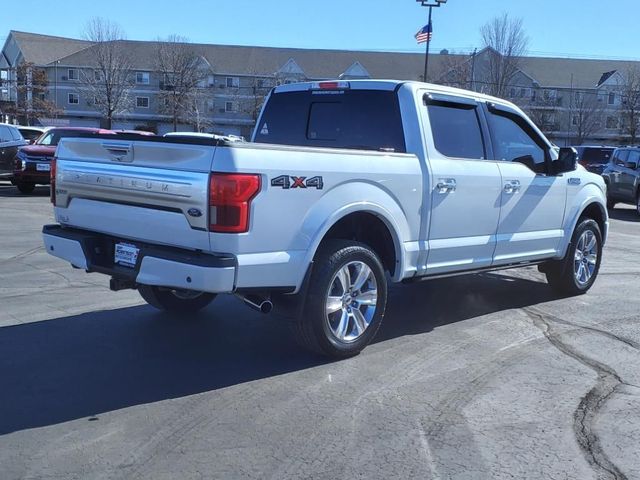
[138,285,216,313]
[15,182,35,194]
[544,218,602,295]
[291,240,387,358]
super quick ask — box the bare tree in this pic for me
[480,13,529,98]
[435,54,471,89]
[182,87,215,132]
[521,90,559,137]
[79,18,133,129]
[619,66,640,144]
[569,90,604,145]
[156,35,210,131]
[7,62,59,125]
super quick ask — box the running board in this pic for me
[403,260,545,283]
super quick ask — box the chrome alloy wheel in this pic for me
[325,261,378,343]
[574,230,598,286]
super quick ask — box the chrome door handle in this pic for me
[504,180,521,194]
[435,178,456,193]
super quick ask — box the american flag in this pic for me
[415,22,433,44]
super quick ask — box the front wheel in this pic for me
[138,285,216,313]
[291,240,387,358]
[16,182,36,194]
[544,218,602,295]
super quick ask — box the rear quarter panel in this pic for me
[210,143,423,289]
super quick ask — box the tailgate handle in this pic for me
[103,142,132,161]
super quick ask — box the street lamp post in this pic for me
[416,0,447,83]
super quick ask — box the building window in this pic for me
[68,93,79,104]
[605,116,618,129]
[608,92,616,105]
[520,88,529,98]
[574,91,584,103]
[226,77,239,88]
[225,101,236,112]
[136,96,149,108]
[67,69,78,81]
[572,115,579,126]
[509,87,516,98]
[207,99,215,112]
[94,70,102,81]
[207,75,215,87]
[136,72,150,84]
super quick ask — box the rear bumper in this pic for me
[42,224,236,293]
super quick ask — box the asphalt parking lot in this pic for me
[0,180,638,480]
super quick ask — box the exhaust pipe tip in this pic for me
[237,294,273,314]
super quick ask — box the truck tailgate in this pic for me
[54,137,215,251]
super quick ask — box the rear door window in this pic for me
[580,148,613,165]
[0,125,10,143]
[255,89,406,153]
[427,103,485,159]
[626,150,640,169]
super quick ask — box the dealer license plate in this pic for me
[36,163,51,172]
[114,242,140,268]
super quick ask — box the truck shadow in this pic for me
[0,271,559,435]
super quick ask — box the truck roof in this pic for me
[273,79,520,111]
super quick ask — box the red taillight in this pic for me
[50,157,57,205]
[209,173,260,233]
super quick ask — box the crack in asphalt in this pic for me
[524,308,631,480]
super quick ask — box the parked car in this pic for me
[114,129,156,136]
[163,131,244,142]
[17,126,47,145]
[602,146,640,215]
[0,124,27,175]
[573,145,615,174]
[13,127,114,194]
[43,80,607,358]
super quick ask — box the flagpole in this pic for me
[416,0,447,83]
[423,5,432,82]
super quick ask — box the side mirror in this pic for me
[553,147,578,175]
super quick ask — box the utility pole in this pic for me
[416,0,448,83]
[470,47,477,91]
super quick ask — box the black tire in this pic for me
[138,285,216,313]
[544,218,602,295]
[291,240,387,358]
[636,191,640,217]
[606,196,616,210]
[16,182,36,194]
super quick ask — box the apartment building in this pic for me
[1,30,639,143]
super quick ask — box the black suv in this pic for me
[573,145,615,174]
[602,147,640,215]
[0,124,27,175]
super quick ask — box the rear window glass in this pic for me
[578,148,614,165]
[254,89,406,153]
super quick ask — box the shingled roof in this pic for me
[9,31,92,66]
[7,31,640,88]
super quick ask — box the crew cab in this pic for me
[13,127,114,194]
[42,80,608,358]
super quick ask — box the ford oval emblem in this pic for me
[187,208,203,218]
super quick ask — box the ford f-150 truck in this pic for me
[43,80,608,358]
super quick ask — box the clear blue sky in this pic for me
[3,0,638,59]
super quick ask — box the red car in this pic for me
[13,127,114,194]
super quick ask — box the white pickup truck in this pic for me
[43,80,608,358]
